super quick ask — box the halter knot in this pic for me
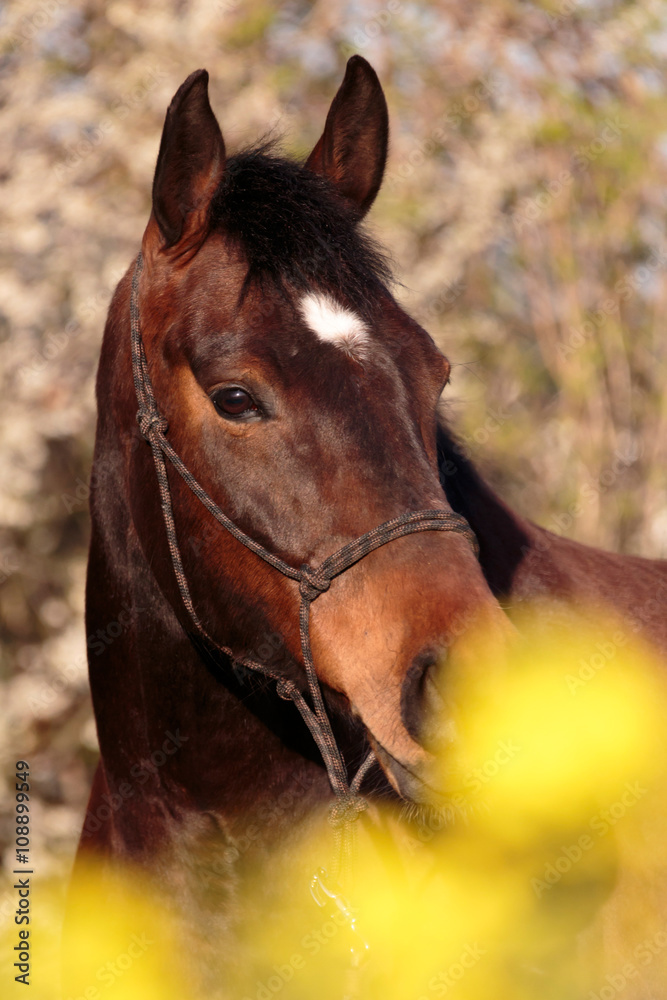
[328,795,369,828]
[137,409,169,440]
[276,678,297,701]
[299,565,331,602]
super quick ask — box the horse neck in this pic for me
[437,420,667,651]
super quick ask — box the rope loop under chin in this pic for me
[328,795,370,828]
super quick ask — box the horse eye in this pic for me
[212,387,258,418]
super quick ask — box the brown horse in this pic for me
[77,55,667,996]
[77,56,514,990]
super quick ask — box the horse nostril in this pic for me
[401,648,449,749]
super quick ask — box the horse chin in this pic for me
[369,735,444,805]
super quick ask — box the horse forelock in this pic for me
[208,141,393,317]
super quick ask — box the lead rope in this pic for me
[129,251,479,978]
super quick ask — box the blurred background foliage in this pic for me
[0,0,666,896]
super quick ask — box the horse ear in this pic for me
[305,55,388,218]
[150,69,225,250]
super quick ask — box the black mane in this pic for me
[436,417,531,598]
[209,143,392,312]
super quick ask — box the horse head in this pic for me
[106,58,512,804]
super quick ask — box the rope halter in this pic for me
[129,251,478,883]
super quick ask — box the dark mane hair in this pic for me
[209,142,393,312]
